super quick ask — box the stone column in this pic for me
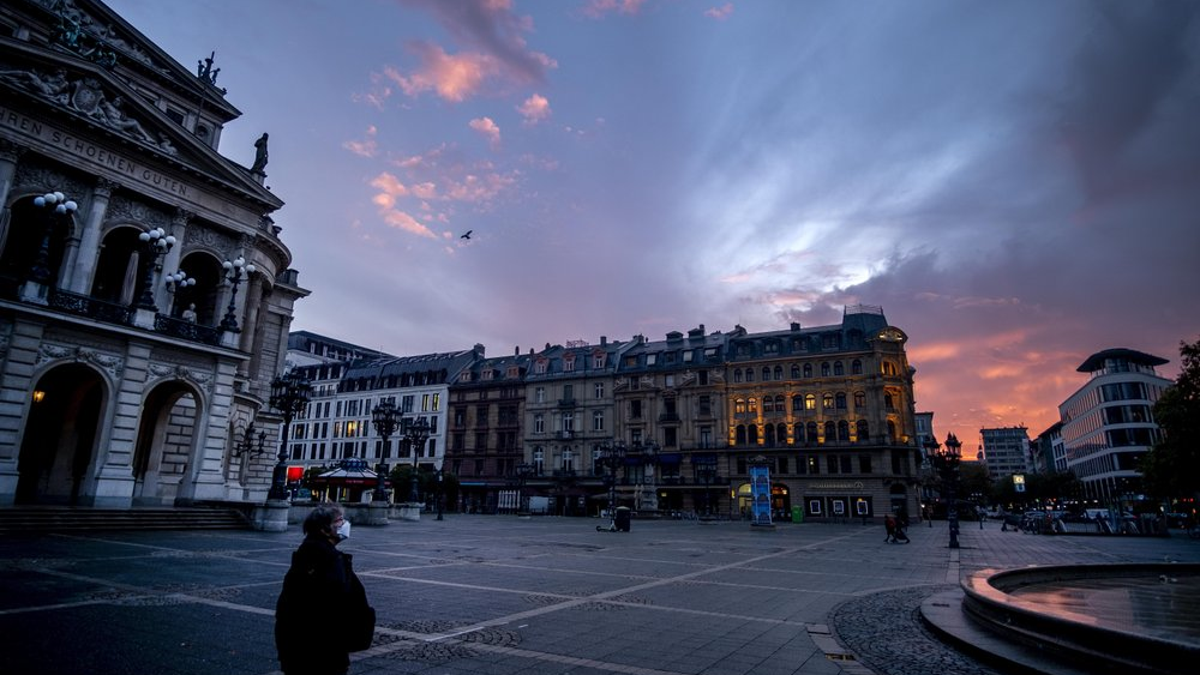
[0,140,28,255]
[155,208,190,312]
[67,178,119,295]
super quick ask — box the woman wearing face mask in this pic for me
[275,504,375,675]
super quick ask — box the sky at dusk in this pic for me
[103,0,1199,454]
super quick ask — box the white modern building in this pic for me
[1059,348,1171,504]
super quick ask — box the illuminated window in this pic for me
[805,394,816,410]
[822,394,834,410]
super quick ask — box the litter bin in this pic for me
[615,506,632,532]
[791,506,803,523]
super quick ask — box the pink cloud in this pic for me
[342,126,378,158]
[385,42,499,102]
[583,0,647,18]
[469,116,502,149]
[442,171,518,203]
[704,3,733,20]
[517,93,552,125]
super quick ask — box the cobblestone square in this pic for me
[2,516,1198,675]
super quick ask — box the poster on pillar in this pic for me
[749,464,772,526]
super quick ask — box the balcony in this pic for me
[555,430,575,440]
[557,398,577,409]
[4,284,227,347]
[658,412,681,423]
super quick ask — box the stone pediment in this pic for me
[0,55,276,207]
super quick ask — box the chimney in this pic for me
[474,343,485,356]
[600,335,607,346]
[790,322,801,331]
[514,345,520,356]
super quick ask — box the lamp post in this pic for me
[370,400,400,503]
[29,191,78,285]
[401,417,431,504]
[135,226,176,310]
[515,462,533,515]
[929,433,962,549]
[267,372,312,502]
[164,269,196,314]
[218,255,255,332]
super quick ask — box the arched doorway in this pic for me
[131,381,204,505]
[16,364,106,505]
[171,251,222,324]
[90,226,142,304]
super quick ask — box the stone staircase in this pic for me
[0,506,252,534]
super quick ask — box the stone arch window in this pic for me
[805,394,816,411]
[776,423,787,445]
[887,420,897,441]
[885,393,895,410]
[761,367,771,381]
[852,360,863,375]
[792,395,804,413]
[804,363,813,378]
[0,196,77,290]
[734,398,746,415]
[856,419,870,442]
[822,393,834,410]
[734,369,743,383]
[834,361,844,376]
[748,425,759,444]
[882,361,898,376]
[764,424,776,447]
[836,393,847,409]
[823,421,835,443]
[748,397,758,413]
[171,251,223,325]
[806,421,818,443]
[837,420,850,441]
[745,368,754,382]
[773,365,783,381]
[736,425,747,445]
[821,362,831,377]
[774,395,785,412]
[854,391,866,409]
[763,396,774,414]
[791,364,800,379]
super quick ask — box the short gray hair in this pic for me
[303,503,344,536]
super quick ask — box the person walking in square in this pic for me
[884,514,897,543]
[275,504,375,675]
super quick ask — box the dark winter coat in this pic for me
[275,535,370,675]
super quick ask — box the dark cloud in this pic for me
[396,0,553,84]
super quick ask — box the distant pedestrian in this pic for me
[885,514,897,543]
[893,520,910,543]
[977,506,986,529]
[275,504,375,675]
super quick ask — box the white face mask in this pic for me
[335,519,351,541]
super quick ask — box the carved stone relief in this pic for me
[0,65,176,155]
[106,194,170,230]
[36,342,124,381]
[12,162,90,209]
[147,362,213,392]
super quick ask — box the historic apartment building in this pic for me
[284,305,921,521]
[1059,348,1171,505]
[1,0,307,507]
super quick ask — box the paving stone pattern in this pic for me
[1,516,1199,675]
